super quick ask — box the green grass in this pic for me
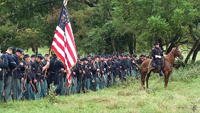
[0,63,200,113]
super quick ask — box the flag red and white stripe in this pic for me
[51,4,77,87]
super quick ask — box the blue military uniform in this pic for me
[25,60,34,100]
[40,58,48,98]
[12,49,25,100]
[127,55,132,76]
[31,57,43,100]
[69,67,77,94]
[76,59,84,93]
[0,53,8,102]
[112,56,120,84]
[4,48,17,101]
[151,42,164,76]
[82,60,92,91]
[48,54,64,93]
[121,55,128,81]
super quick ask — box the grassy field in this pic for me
[0,62,199,113]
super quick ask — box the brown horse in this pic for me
[140,46,184,88]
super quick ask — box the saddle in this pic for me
[147,58,165,74]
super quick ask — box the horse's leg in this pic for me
[141,72,146,89]
[164,72,169,88]
[146,73,151,89]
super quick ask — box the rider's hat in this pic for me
[154,41,160,46]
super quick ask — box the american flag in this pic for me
[51,4,77,87]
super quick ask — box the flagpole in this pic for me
[64,72,70,96]
[63,0,70,96]
[64,0,68,6]
[67,73,70,96]
[43,49,52,79]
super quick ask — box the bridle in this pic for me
[165,47,183,69]
[172,47,182,58]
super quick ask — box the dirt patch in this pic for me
[118,90,133,96]
[88,97,114,103]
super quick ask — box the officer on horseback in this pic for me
[151,41,164,76]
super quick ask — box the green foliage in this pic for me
[0,0,200,60]
[47,83,58,105]
[170,61,200,82]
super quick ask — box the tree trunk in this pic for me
[166,43,175,54]
[185,41,199,63]
[128,36,133,55]
[165,42,169,53]
[192,43,200,62]
[35,45,38,55]
[133,34,137,53]
[111,38,117,54]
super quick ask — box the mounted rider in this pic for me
[151,41,164,76]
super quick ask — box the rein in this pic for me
[165,61,173,69]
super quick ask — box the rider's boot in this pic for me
[158,66,164,76]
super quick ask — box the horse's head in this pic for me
[172,46,184,60]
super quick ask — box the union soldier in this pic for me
[0,52,8,102]
[30,55,36,64]
[31,54,44,100]
[118,55,123,81]
[40,54,49,97]
[127,54,131,76]
[87,55,92,64]
[82,58,92,92]
[12,48,25,100]
[103,56,108,88]
[48,54,64,93]
[99,55,106,89]
[132,54,137,61]
[131,56,139,77]
[121,55,128,81]
[24,55,34,100]
[94,55,101,91]
[112,56,120,84]
[75,54,81,93]
[137,55,145,65]
[60,68,66,95]
[151,41,164,76]
[4,47,17,101]
[70,66,77,94]
[76,58,84,93]
[108,55,114,86]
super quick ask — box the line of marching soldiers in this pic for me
[0,46,148,102]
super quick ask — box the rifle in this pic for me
[26,63,36,92]
[21,73,27,101]
[120,69,123,82]
[2,59,6,102]
[77,62,84,93]
[19,60,27,101]
[34,62,40,93]
[101,61,106,83]
[95,61,102,82]
[34,82,39,92]
[90,61,96,91]
[11,73,15,101]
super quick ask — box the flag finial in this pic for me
[64,0,68,6]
